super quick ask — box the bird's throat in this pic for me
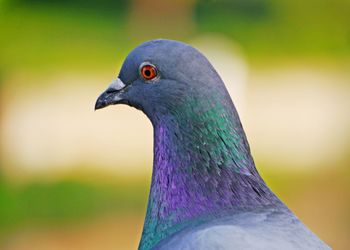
[139,99,276,249]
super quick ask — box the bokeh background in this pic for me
[0,0,349,249]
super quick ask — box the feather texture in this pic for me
[95,39,331,250]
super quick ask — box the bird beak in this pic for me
[95,78,126,110]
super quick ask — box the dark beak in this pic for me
[95,78,126,110]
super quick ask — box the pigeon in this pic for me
[95,39,330,250]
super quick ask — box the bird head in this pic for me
[95,39,229,122]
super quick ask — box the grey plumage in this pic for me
[156,206,329,249]
[95,39,331,249]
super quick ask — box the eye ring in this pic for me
[140,63,158,81]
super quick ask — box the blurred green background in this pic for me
[0,0,349,249]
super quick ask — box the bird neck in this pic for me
[139,94,277,249]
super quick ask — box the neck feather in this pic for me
[139,93,278,249]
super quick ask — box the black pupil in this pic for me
[144,69,151,77]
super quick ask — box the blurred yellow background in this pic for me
[0,0,349,249]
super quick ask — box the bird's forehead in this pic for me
[118,39,214,85]
[130,40,193,65]
[118,40,193,81]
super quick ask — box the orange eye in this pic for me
[140,64,157,80]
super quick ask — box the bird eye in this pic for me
[140,64,158,80]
